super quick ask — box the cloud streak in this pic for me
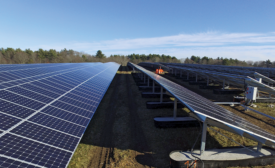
[37,31,275,61]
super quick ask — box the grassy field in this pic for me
[68,66,275,168]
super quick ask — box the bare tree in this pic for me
[13,52,28,64]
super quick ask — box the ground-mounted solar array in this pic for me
[129,62,275,148]
[162,63,275,78]
[139,62,275,94]
[0,62,120,168]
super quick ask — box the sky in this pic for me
[0,0,274,61]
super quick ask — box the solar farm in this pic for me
[1,62,275,168]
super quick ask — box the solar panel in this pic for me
[0,62,120,168]
[129,62,275,148]
[161,62,275,78]
[144,63,275,93]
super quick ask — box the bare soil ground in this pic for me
[68,66,275,168]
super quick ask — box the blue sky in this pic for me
[1,0,274,61]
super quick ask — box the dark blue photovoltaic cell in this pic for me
[0,72,19,81]
[0,157,39,168]
[64,93,98,106]
[0,134,71,168]
[74,87,101,97]
[29,113,85,137]
[41,106,90,126]
[29,81,66,94]
[48,77,77,88]
[3,80,22,86]
[20,84,61,98]
[50,101,94,118]
[57,98,95,111]
[11,122,79,151]
[0,84,5,89]
[0,100,35,118]
[38,79,73,91]
[0,113,21,130]
[70,90,100,101]
[0,90,45,110]
[7,87,54,103]
[58,76,80,85]
[1,82,14,87]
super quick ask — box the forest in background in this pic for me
[0,48,179,66]
[184,55,274,68]
[0,48,273,67]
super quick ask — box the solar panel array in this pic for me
[139,62,275,94]
[162,63,275,78]
[0,62,120,168]
[129,62,275,148]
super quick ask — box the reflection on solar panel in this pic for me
[0,62,120,168]
[129,62,275,149]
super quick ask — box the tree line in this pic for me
[1,48,272,67]
[184,55,274,68]
[0,48,180,66]
[127,53,179,64]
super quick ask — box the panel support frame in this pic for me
[152,81,155,93]
[144,74,146,83]
[173,98,177,118]
[200,121,207,155]
[257,142,262,152]
[160,86,163,103]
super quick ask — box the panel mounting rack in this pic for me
[128,62,275,155]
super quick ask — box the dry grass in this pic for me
[116,71,132,74]
[250,103,275,118]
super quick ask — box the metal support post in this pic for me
[160,86,163,103]
[207,76,209,86]
[147,77,150,87]
[223,79,225,90]
[200,121,207,155]
[152,81,155,93]
[257,142,262,152]
[144,74,146,83]
[173,98,177,118]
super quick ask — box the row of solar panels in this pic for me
[129,62,275,150]
[0,63,120,168]
[139,62,275,95]
[162,63,275,78]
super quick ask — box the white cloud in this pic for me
[36,31,275,61]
